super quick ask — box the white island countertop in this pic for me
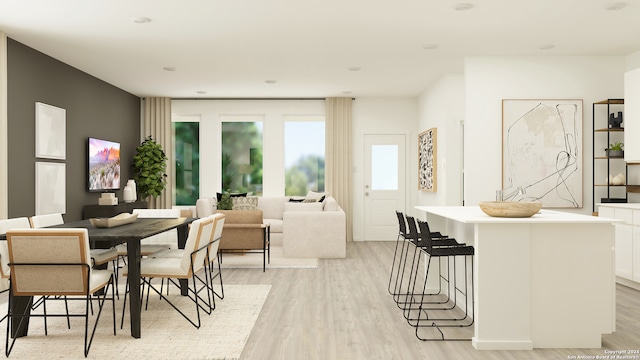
[415,205,622,224]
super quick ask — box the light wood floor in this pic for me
[226,241,640,360]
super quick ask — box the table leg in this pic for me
[9,295,33,338]
[177,223,189,296]
[127,240,142,338]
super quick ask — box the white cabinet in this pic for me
[599,203,640,286]
[615,224,633,279]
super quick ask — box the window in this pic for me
[221,118,263,195]
[173,118,200,205]
[284,117,325,196]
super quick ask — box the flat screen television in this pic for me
[88,137,121,192]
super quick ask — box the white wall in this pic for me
[417,73,465,209]
[352,98,418,241]
[464,56,626,215]
[626,50,640,71]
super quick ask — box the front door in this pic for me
[363,134,406,241]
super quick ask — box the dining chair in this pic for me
[5,228,116,357]
[152,213,226,303]
[115,208,181,260]
[30,213,120,298]
[122,217,214,328]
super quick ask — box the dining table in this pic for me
[7,217,195,339]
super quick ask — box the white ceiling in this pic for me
[2,0,640,98]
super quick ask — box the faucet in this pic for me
[496,186,525,201]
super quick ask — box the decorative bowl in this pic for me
[478,201,542,218]
[90,212,138,228]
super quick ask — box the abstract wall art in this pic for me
[418,128,437,192]
[35,102,66,160]
[502,99,583,208]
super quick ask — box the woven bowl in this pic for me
[478,201,542,218]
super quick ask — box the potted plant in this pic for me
[606,141,624,158]
[132,136,168,199]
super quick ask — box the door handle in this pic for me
[365,192,369,196]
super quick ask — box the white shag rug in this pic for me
[0,284,271,360]
[219,245,318,269]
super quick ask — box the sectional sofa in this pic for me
[196,195,346,258]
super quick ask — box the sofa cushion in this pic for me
[232,196,258,210]
[284,202,324,212]
[306,191,327,201]
[258,197,287,220]
[324,197,339,211]
[195,197,217,218]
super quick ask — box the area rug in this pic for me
[0,284,271,360]
[219,245,318,269]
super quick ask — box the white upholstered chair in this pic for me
[5,228,116,357]
[123,217,214,327]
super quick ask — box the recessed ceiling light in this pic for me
[453,3,474,11]
[163,67,176,71]
[196,91,207,94]
[605,2,627,10]
[265,80,277,84]
[347,66,361,72]
[132,17,151,24]
[539,44,555,50]
[422,44,439,50]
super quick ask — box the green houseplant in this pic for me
[606,141,624,158]
[133,136,168,199]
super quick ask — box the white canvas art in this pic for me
[35,162,66,215]
[502,99,583,208]
[35,102,66,160]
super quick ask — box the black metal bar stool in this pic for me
[393,215,460,309]
[409,219,475,341]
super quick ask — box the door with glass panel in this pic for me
[364,134,406,241]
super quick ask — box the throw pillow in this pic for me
[306,190,327,202]
[289,197,305,202]
[232,196,258,210]
[302,198,318,203]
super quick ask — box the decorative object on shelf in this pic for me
[606,141,624,158]
[133,136,168,199]
[418,128,437,192]
[612,172,626,186]
[98,192,118,205]
[89,212,138,228]
[123,184,134,202]
[127,179,137,201]
[478,201,542,218]
[609,111,623,128]
[502,99,583,208]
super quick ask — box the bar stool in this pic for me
[393,216,461,310]
[410,219,475,341]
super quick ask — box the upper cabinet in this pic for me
[625,68,640,162]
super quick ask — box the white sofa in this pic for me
[196,195,346,258]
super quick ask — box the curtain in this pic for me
[142,97,172,209]
[325,97,353,242]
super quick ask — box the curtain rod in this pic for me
[147,97,356,101]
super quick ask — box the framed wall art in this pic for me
[35,102,66,160]
[35,161,66,215]
[418,128,437,192]
[502,99,583,208]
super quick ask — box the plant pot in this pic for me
[606,149,624,158]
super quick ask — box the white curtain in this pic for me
[325,97,353,242]
[142,97,172,209]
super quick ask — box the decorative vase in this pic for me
[123,185,134,202]
[127,180,137,202]
[613,173,626,186]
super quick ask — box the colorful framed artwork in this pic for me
[418,128,437,192]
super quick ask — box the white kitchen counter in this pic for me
[415,205,617,350]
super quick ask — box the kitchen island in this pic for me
[415,206,618,350]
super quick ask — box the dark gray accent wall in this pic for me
[7,38,141,221]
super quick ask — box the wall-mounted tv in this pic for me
[88,137,121,192]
